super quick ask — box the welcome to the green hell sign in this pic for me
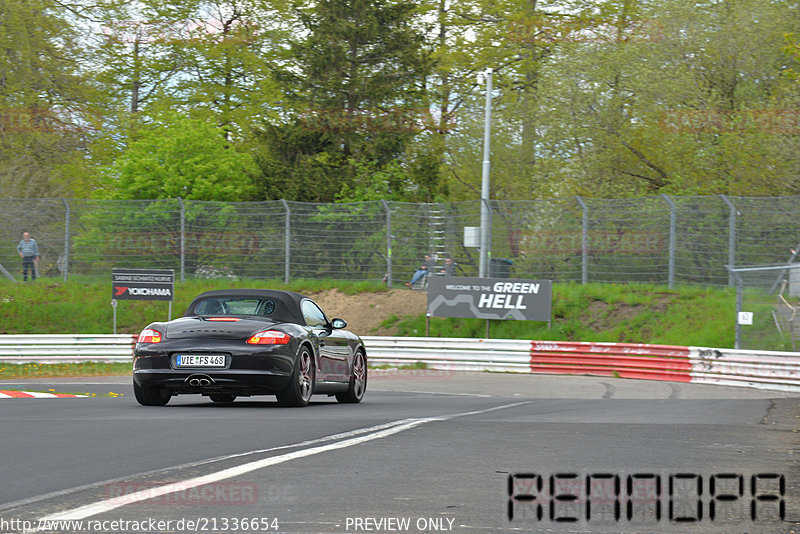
[427,276,552,322]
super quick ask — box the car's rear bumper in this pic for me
[133,368,292,395]
[133,340,297,396]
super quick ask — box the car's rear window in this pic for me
[194,298,276,317]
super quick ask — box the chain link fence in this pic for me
[1,195,799,289]
[725,264,800,352]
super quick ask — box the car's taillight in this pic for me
[206,317,241,322]
[137,328,162,343]
[246,330,291,345]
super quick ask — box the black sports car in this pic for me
[132,289,367,407]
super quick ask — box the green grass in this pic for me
[0,362,132,379]
[0,279,791,382]
[389,282,767,349]
[0,278,388,334]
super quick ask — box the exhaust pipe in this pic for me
[186,375,214,387]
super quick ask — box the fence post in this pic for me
[381,200,392,287]
[720,195,736,287]
[178,197,185,282]
[62,198,70,282]
[281,199,290,284]
[662,194,676,289]
[735,272,743,349]
[575,196,588,284]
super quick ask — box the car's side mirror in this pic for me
[331,318,347,329]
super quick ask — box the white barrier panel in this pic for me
[362,336,532,373]
[0,334,137,363]
[690,347,800,391]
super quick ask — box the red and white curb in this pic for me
[0,390,87,398]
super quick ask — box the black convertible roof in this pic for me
[185,289,310,324]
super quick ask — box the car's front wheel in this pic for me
[133,380,171,406]
[276,346,315,407]
[336,350,366,404]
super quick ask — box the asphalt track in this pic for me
[0,371,799,534]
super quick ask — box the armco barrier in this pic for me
[527,340,692,382]
[1,334,799,392]
[0,334,137,363]
[690,347,800,392]
[363,336,800,392]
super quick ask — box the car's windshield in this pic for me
[194,298,276,317]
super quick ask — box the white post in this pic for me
[479,68,493,278]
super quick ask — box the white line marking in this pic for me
[38,402,530,523]
[1,419,417,513]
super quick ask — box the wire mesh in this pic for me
[1,195,800,288]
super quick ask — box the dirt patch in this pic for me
[579,296,672,335]
[305,288,427,335]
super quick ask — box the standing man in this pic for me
[17,232,39,282]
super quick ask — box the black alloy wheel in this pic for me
[336,350,366,404]
[276,346,315,407]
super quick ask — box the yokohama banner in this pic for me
[112,268,174,301]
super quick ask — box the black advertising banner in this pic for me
[427,276,552,321]
[112,268,174,301]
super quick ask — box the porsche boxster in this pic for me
[132,289,367,407]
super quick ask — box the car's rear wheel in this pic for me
[209,394,236,403]
[336,350,367,404]
[133,380,171,406]
[276,346,315,407]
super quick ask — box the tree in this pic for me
[253,0,436,202]
[445,0,800,199]
[0,0,101,197]
[98,113,257,200]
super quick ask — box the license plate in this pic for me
[175,354,226,367]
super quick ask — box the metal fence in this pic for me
[1,195,799,287]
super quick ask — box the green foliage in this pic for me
[0,0,101,197]
[444,0,800,200]
[97,113,257,200]
[4,0,800,202]
[252,0,440,202]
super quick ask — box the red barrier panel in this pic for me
[530,341,691,382]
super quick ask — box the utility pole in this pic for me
[479,68,493,277]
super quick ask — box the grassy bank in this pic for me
[0,278,385,334]
[0,362,132,380]
[1,278,748,346]
[0,278,782,381]
[387,283,749,349]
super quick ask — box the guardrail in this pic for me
[0,334,137,363]
[363,336,800,392]
[1,334,799,392]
